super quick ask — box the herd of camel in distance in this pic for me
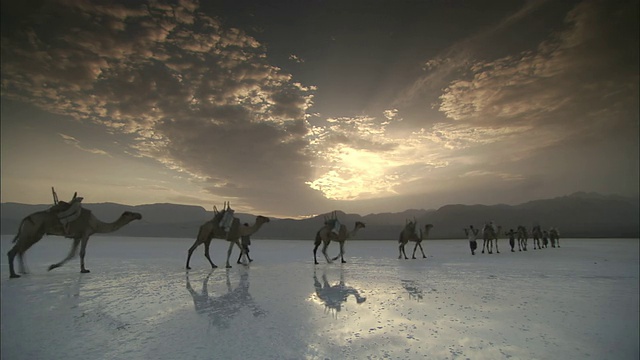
[6,190,561,279]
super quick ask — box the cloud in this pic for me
[1,0,318,214]
[437,0,638,132]
[306,115,457,200]
[58,133,110,156]
[289,54,305,63]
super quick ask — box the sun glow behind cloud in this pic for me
[306,115,455,200]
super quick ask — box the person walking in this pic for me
[506,229,517,252]
[464,225,479,255]
[237,223,253,264]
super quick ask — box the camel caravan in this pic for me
[6,189,561,279]
[464,222,561,256]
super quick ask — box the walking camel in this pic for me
[7,194,142,278]
[398,221,433,259]
[411,224,434,259]
[531,225,543,250]
[481,222,501,254]
[313,211,366,264]
[549,227,561,248]
[186,203,231,270]
[398,220,418,259]
[517,225,528,251]
[186,203,270,269]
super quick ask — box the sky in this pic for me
[1,0,638,218]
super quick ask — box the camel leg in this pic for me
[557,238,560,248]
[225,241,243,268]
[411,243,418,259]
[313,241,321,265]
[186,240,201,270]
[495,240,500,254]
[322,241,333,263]
[398,244,403,259]
[399,244,408,259]
[418,243,427,258]
[17,251,30,274]
[204,241,217,269]
[334,241,346,263]
[79,236,91,273]
[49,238,81,271]
[481,240,486,254]
[7,246,20,278]
[8,235,41,278]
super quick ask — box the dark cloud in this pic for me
[1,0,320,214]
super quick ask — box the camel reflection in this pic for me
[401,279,424,301]
[313,269,366,317]
[186,269,266,330]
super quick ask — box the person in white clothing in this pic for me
[464,225,479,255]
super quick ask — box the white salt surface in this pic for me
[1,236,638,360]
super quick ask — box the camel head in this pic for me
[355,221,366,229]
[256,215,270,225]
[121,211,143,221]
[425,224,434,230]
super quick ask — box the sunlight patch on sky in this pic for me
[306,115,459,201]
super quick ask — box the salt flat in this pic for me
[1,236,638,360]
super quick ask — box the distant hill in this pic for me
[1,192,638,239]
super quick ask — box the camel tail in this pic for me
[12,216,29,243]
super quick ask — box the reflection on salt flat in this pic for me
[310,268,366,317]
[186,269,266,330]
[401,279,425,301]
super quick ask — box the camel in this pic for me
[313,212,365,264]
[313,269,366,316]
[223,215,270,267]
[398,220,419,259]
[481,222,501,254]
[399,221,433,259]
[549,227,561,248]
[186,203,270,269]
[7,204,142,278]
[517,225,528,251]
[531,225,543,250]
[186,203,231,270]
[411,224,434,259]
[542,230,549,248]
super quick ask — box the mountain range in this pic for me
[1,192,638,239]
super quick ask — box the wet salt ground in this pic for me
[1,236,638,360]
